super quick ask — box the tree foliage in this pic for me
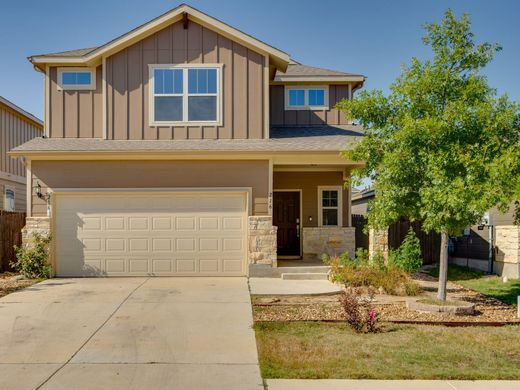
[337,10,520,235]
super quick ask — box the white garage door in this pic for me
[54,192,247,277]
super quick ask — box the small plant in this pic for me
[11,233,52,279]
[388,228,423,273]
[340,288,379,333]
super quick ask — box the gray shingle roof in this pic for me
[31,47,99,58]
[10,125,363,154]
[274,63,366,81]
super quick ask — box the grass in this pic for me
[426,264,520,306]
[255,321,520,379]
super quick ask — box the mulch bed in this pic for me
[252,274,520,324]
[0,273,40,298]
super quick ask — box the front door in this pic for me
[273,191,301,257]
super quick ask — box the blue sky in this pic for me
[1,0,519,119]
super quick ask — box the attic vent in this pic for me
[183,12,189,29]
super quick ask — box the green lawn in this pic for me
[255,322,520,379]
[426,264,520,306]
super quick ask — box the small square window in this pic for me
[58,68,95,90]
[286,86,328,110]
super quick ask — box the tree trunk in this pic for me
[437,229,449,301]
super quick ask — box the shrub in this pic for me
[388,228,423,273]
[327,252,420,296]
[11,233,52,279]
[340,288,380,333]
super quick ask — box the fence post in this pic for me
[368,228,389,262]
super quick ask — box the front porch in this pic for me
[248,165,357,277]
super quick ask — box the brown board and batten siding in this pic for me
[104,20,265,140]
[48,66,103,138]
[1,103,42,178]
[30,160,269,217]
[270,84,350,126]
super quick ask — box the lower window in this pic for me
[318,186,342,226]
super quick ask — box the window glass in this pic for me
[188,69,217,94]
[62,72,91,85]
[5,189,15,212]
[289,89,305,106]
[322,209,338,226]
[322,190,338,207]
[188,96,217,121]
[154,69,183,94]
[154,96,182,121]
[309,89,325,106]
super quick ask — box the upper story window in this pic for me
[285,86,329,110]
[150,64,222,126]
[57,68,96,90]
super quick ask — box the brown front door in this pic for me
[273,191,301,257]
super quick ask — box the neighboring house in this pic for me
[0,97,43,212]
[10,4,366,277]
[351,187,375,216]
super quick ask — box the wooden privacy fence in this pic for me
[388,218,441,265]
[351,214,369,250]
[0,211,26,272]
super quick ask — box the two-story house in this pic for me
[10,4,366,277]
[1,96,43,212]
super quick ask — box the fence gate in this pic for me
[351,214,369,251]
[0,211,26,272]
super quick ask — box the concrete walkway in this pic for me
[266,379,520,389]
[0,277,263,390]
[249,277,342,296]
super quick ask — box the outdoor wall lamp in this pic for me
[308,216,313,222]
[33,182,51,201]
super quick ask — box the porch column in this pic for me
[248,216,277,268]
[494,225,520,279]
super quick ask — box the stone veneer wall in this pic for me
[494,226,520,278]
[302,227,355,260]
[248,216,277,267]
[368,228,389,261]
[22,217,51,247]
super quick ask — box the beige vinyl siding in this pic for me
[273,171,350,228]
[101,19,265,140]
[270,84,351,126]
[48,66,103,138]
[0,178,26,212]
[0,103,42,177]
[30,160,269,217]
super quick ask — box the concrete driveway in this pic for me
[0,277,263,390]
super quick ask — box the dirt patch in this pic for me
[0,273,41,298]
[252,275,520,323]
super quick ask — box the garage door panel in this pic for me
[55,193,247,277]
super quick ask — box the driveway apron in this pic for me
[0,277,263,390]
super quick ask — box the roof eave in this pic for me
[273,75,366,83]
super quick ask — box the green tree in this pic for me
[337,10,520,300]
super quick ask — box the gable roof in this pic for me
[0,96,43,127]
[29,4,290,71]
[274,63,366,83]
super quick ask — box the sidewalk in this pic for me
[266,379,520,389]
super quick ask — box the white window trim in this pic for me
[4,185,15,212]
[318,186,343,227]
[149,63,223,127]
[285,85,329,111]
[57,67,96,90]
